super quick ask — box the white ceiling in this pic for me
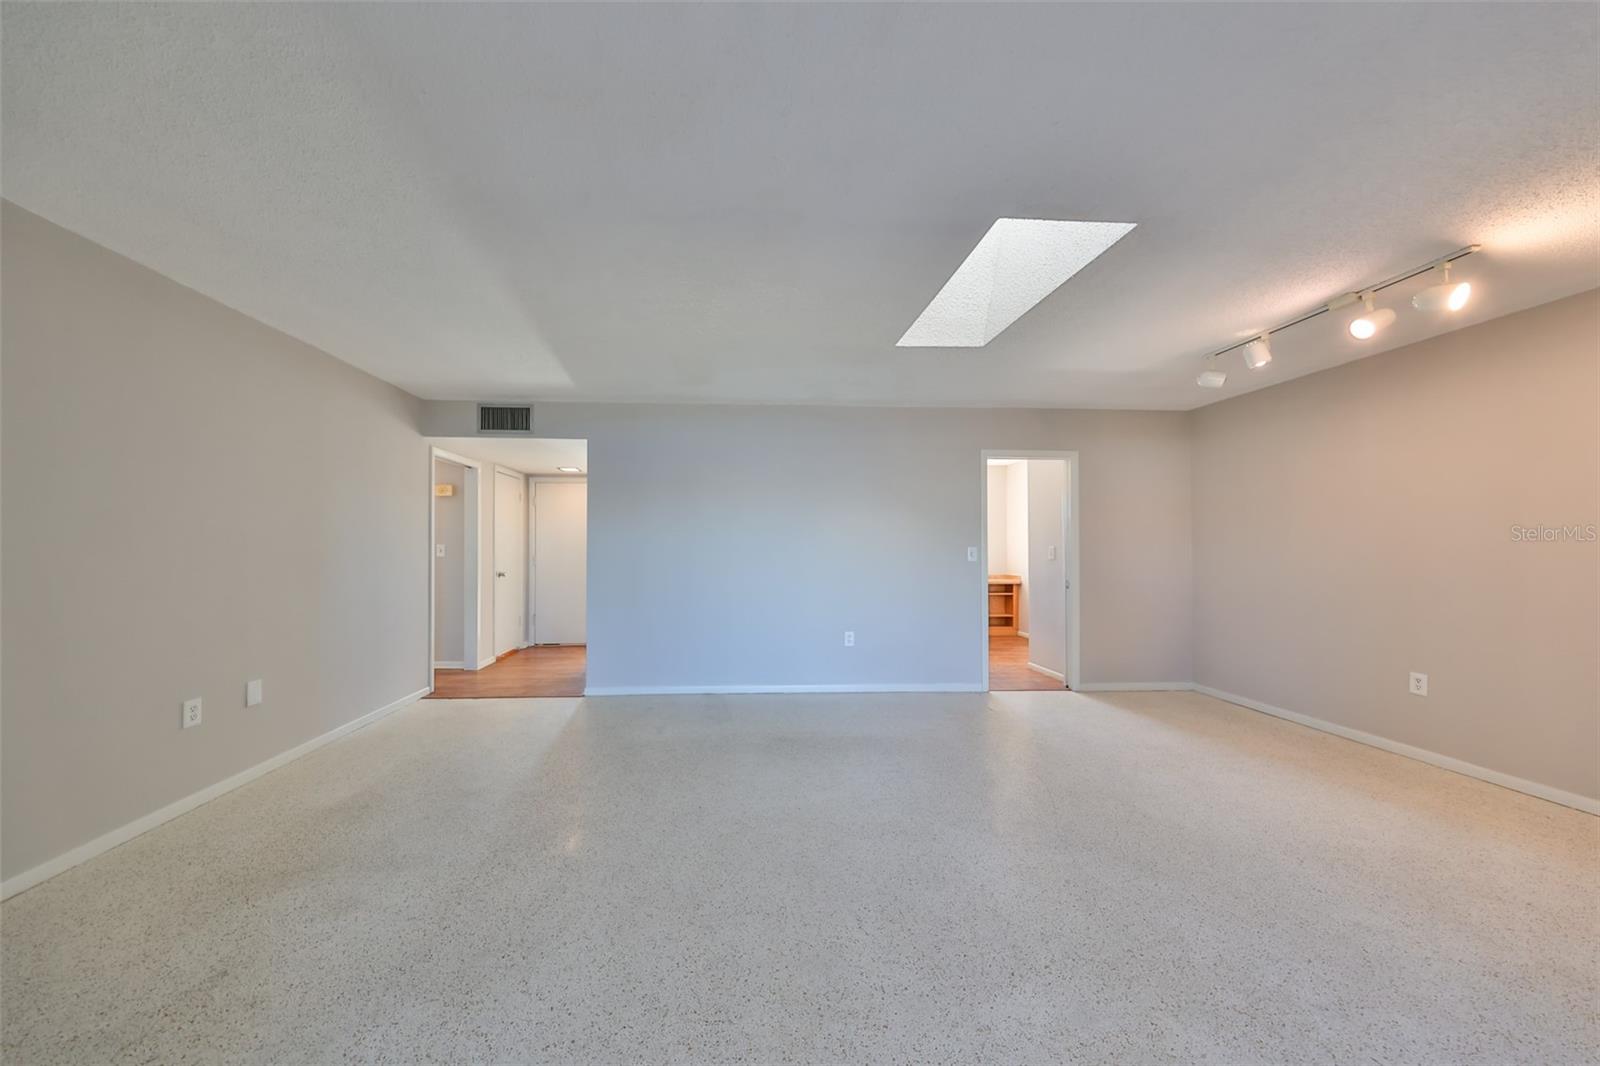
[3,4,1596,410]
[431,437,586,478]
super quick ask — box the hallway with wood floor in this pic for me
[429,645,586,698]
[988,634,1066,691]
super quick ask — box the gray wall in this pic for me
[424,401,1196,691]
[1,203,430,881]
[432,458,465,664]
[1193,289,1600,801]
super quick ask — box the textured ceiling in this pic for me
[3,3,1597,410]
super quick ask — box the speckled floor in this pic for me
[3,690,1596,1064]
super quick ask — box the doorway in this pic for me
[426,437,589,698]
[981,450,1078,691]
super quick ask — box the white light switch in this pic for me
[246,679,263,707]
[1048,545,1057,560]
[435,544,446,557]
[967,546,978,562]
[182,698,202,729]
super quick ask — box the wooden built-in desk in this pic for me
[987,574,1020,635]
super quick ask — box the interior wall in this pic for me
[986,466,1009,574]
[1,202,429,883]
[532,479,589,645]
[432,458,466,664]
[1026,460,1068,678]
[422,401,1194,691]
[1006,461,1030,634]
[1193,288,1600,802]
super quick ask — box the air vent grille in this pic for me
[478,405,532,434]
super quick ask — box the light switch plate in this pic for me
[182,698,202,729]
[1048,545,1057,560]
[844,631,855,647]
[967,546,978,562]
[246,679,263,707]
[435,544,446,557]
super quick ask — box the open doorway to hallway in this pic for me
[427,436,588,698]
[984,454,1074,691]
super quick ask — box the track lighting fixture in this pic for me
[1241,335,1272,370]
[1412,262,1471,313]
[1344,292,1395,337]
[1348,293,1396,341]
[1192,244,1479,388]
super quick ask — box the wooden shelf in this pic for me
[987,574,1021,636]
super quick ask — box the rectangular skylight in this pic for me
[897,218,1136,347]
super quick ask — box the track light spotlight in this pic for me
[1348,293,1396,341]
[1241,335,1272,370]
[1412,262,1471,313]
[1197,355,1226,388]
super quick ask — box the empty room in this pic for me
[1,3,1596,1064]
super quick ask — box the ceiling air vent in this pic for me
[477,404,532,434]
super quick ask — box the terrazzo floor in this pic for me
[2,690,1596,1064]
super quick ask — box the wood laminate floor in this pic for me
[429,645,586,698]
[989,634,1066,691]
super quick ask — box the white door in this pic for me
[533,481,587,644]
[493,470,526,657]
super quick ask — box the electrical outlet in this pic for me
[182,698,203,729]
[246,679,263,707]
[844,631,855,647]
[435,544,446,557]
[1409,672,1428,697]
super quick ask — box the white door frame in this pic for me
[429,446,483,677]
[978,449,1080,692]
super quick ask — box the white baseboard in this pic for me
[0,685,431,901]
[1017,630,1030,639]
[1194,684,1600,816]
[584,683,984,696]
[1025,662,1066,682]
[475,655,496,670]
[1075,681,1192,692]
[432,660,464,669]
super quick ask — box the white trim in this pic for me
[1076,681,1193,692]
[980,450,1080,692]
[477,655,497,670]
[584,683,983,696]
[1194,685,1600,816]
[1025,662,1066,682]
[1017,630,1030,639]
[1,686,431,901]
[432,660,465,669]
